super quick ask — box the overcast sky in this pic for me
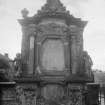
[0,0,105,71]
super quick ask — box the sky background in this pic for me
[0,0,105,71]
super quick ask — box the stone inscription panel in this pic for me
[41,39,65,71]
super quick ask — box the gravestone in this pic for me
[0,0,94,105]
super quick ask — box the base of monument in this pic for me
[0,81,88,105]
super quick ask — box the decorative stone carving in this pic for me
[33,84,83,105]
[21,26,29,64]
[46,0,66,12]
[21,8,29,18]
[28,36,35,74]
[2,88,16,100]
[69,25,78,34]
[16,86,26,105]
[15,0,93,105]
[81,51,93,77]
[14,53,22,77]
[35,85,65,105]
[16,85,38,105]
[0,0,94,105]
[70,35,78,74]
[36,96,46,105]
[25,90,36,105]
[37,23,68,36]
[1,102,18,105]
[34,22,70,76]
[69,25,84,74]
[67,84,83,105]
[41,85,64,101]
[37,0,68,15]
[27,24,37,35]
[2,88,17,105]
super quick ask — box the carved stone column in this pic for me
[21,26,30,64]
[71,34,77,74]
[27,24,37,75]
[21,26,30,75]
[28,36,35,74]
[70,25,78,74]
[75,29,84,74]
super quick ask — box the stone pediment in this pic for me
[19,0,87,27]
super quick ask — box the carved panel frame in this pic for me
[35,34,70,76]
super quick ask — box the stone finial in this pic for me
[47,0,62,10]
[21,8,29,18]
[47,0,60,4]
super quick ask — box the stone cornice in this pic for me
[18,16,87,28]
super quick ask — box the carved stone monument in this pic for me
[0,0,94,105]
